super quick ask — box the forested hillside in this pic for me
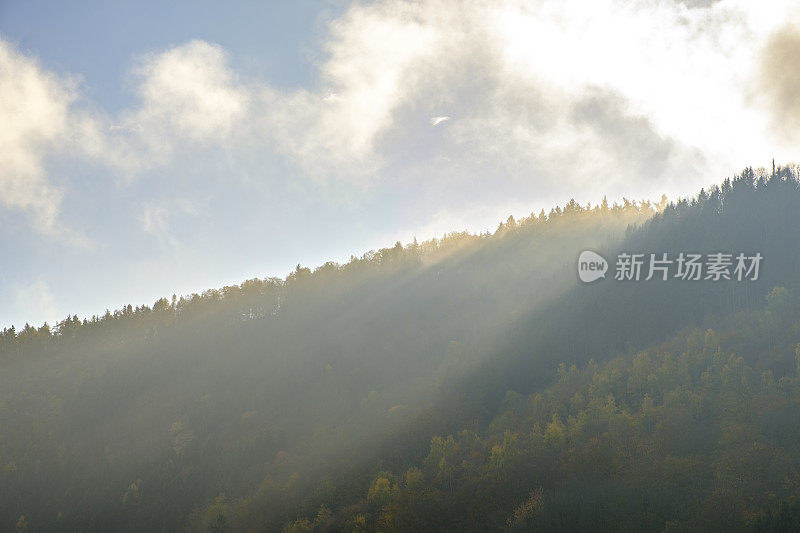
[2,166,800,532]
[284,288,800,531]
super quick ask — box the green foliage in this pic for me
[320,285,800,530]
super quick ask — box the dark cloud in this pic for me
[759,25,800,140]
[570,88,705,188]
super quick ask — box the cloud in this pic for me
[255,5,440,179]
[110,40,249,173]
[240,0,795,200]
[0,38,75,230]
[568,88,705,194]
[3,0,799,238]
[758,24,800,143]
[0,38,108,235]
[103,19,440,180]
[676,0,722,8]
[15,280,59,326]
[141,199,200,252]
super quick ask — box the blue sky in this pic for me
[0,0,797,328]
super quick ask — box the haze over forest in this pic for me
[2,1,800,531]
[2,167,800,530]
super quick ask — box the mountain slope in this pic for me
[0,195,652,531]
[283,288,800,531]
[2,166,800,531]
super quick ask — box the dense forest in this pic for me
[3,166,800,531]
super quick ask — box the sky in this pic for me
[0,0,798,329]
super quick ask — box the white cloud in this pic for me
[0,39,74,230]
[0,38,107,235]
[242,0,797,199]
[109,40,249,173]
[486,0,784,175]
[3,0,799,236]
[253,5,440,179]
[137,41,245,141]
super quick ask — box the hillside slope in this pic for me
[0,193,652,531]
[2,166,800,531]
[283,289,800,531]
